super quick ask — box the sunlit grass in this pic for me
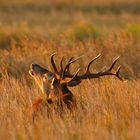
[0,37,140,140]
[0,72,140,140]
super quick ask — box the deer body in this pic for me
[29,54,122,115]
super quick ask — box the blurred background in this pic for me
[0,0,140,47]
[0,0,140,79]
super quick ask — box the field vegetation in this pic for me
[0,0,140,139]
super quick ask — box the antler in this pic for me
[51,53,59,74]
[60,54,123,84]
[50,54,123,86]
[77,55,123,81]
[50,53,79,76]
[50,54,82,86]
[62,56,83,79]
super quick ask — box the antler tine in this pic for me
[51,53,58,73]
[85,54,101,74]
[61,68,81,84]
[60,56,64,74]
[67,68,81,83]
[66,57,74,74]
[107,56,120,72]
[60,56,74,75]
[62,55,83,79]
[68,57,74,62]
[95,56,123,81]
[95,56,122,80]
[116,66,123,81]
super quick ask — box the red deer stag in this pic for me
[29,53,123,114]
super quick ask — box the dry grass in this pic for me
[0,0,140,140]
[0,69,140,140]
[0,39,140,140]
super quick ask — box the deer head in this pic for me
[29,53,123,111]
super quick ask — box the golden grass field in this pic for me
[0,0,140,140]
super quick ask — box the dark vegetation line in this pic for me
[0,3,140,14]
